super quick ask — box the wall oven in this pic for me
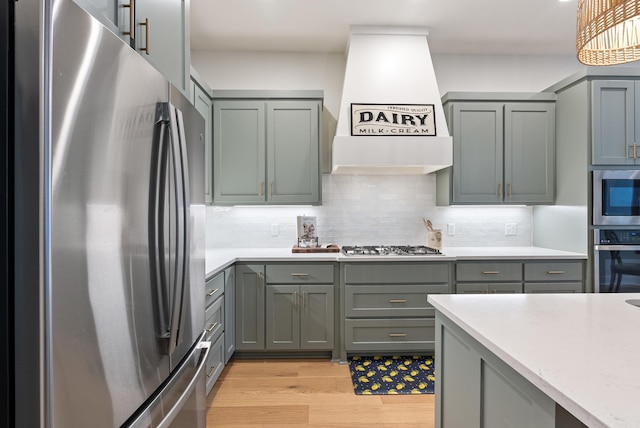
[593,170,640,225]
[594,229,640,293]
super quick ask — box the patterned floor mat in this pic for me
[348,355,435,395]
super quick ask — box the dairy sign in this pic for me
[351,103,436,136]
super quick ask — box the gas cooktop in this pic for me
[341,245,443,256]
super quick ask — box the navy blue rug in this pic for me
[348,355,435,395]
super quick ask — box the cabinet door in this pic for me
[592,80,636,165]
[504,103,555,204]
[235,265,265,350]
[213,100,266,204]
[135,0,189,92]
[452,103,504,203]
[224,266,235,363]
[266,101,321,204]
[300,284,334,350]
[192,83,213,203]
[265,284,300,350]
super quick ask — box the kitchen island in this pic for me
[428,293,640,428]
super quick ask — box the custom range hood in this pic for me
[332,26,452,175]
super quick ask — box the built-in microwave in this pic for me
[593,170,640,225]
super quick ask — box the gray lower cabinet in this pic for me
[455,260,584,294]
[265,283,334,350]
[234,264,265,351]
[437,93,555,205]
[223,266,235,363]
[435,314,556,428]
[212,92,322,205]
[342,262,451,359]
[592,80,640,165]
[204,271,226,395]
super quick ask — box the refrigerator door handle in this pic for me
[124,333,211,428]
[166,102,187,355]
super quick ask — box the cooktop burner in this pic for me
[341,245,443,256]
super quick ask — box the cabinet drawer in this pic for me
[205,295,224,343]
[344,263,450,284]
[266,264,334,284]
[345,284,448,318]
[345,319,435,352]
[205,272,224,308]
[524,262,583,282]
[456,262,522,282]
[456,283,523,294]
[524,282,583,293]
[205,333,225,395]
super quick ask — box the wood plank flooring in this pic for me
[206,358,435,427]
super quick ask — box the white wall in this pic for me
[192,50,585,249]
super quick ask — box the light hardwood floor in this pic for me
[206,358,435,427]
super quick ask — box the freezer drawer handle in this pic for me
[206,288,219,297]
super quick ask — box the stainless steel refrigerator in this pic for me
[10,0,208,427]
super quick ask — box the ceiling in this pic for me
[190,0,579,56]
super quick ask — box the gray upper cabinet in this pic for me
[592,80,640,165]
[213,92,323,205]
[190,72,213,203]
[438,93,555,205]
[135,0,189,93]
[73,0,190,94]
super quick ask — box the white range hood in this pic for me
[332,26,453,175]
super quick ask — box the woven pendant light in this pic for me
[577,0,640,65]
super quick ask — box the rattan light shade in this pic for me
[577,0,640,65]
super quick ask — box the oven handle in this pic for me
[595,245,640,251]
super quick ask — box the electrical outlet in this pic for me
[271,223,279,236]
[447,223,456,236]
[505,223,517,236]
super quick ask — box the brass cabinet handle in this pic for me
[123,0,135,39]
[258,271,263,287]
[482,271,500,274]
[294,291,298,308]
[290,273,309,277]
[547,270,565,274]
[206,321,218,333]
[206,365,216,377]
[498,182,503,198]
[389,299,407,303]
[628,144,638,159]
[507,183,512,198]
[206,288,219,297]
[270,181,273,197]
[302,291,306,309]
[389,333,407,337]
[259,181,263,196]
[139,18,149,54]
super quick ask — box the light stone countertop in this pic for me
[428,293,640,428]
[205,246,586,278]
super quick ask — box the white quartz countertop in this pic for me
[427,293,640,428]
[205,246,586,278]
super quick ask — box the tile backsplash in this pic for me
[206,174,532,248]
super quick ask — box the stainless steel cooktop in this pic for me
[341,245,443,256]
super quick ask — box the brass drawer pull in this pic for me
[482,271,500,275]
[206,365,217,377]
[389,333,407,337]
[290,273,309,277]
[206,321,218,333]
[206,288,219,297]
[389,299,407,303]
[547,270,565,274]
